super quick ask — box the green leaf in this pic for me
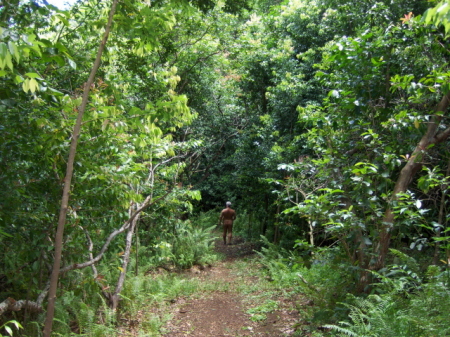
[433,236,450,242]
[22,78,29,92]
[8,41,20,63]
[445,22,450,36]
[29,78,39,93]
[0,70,6,77]
[25,72,40,78]
[52,55,65,66]
[14,75,23,83]
[67,58,76,70]
[48,87,64,96]
[5,52,13,71]
[0,42,7,58]
[329,89,340,98]
[55,13,70,26]
[436,2,449,14]
[422,7,436,25]
[188,190,202,200]
[5,325,13,336]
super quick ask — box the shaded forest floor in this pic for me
[118,235,312,336]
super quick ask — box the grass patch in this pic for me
[246,299,279,322]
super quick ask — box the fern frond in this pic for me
[323,323,360,336]
[389,249,420,274]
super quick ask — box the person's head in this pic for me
[226,201,232,208]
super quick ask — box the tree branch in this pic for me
[59,190,171,274]
[0,298,43,315]
[434,125,450,144]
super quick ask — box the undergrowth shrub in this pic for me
[50,290,116,337]
[328,251,450,336]
[18,266,118,337]
[327,283,450,336]
[256,236,353,323]
[171,221,217,268]
[21,212,221,336]
[21,219,217,336]
[191,209,220,230]
[50,266,202,336]
[326,294,411,336]
[121,273,199,312]
[377,249,423,293]
[230,210,252,240]
[119,273,200,335]
[136,218,219,271]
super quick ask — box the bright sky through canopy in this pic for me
[45,0,77,9]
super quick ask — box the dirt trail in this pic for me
[162,237,302,336]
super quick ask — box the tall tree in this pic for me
[43,1,120,334]
[280,0,450,288]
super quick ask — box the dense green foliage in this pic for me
[1,0,450,335]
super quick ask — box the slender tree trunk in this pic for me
[262,194,269,235]
[247,213,252,240]
[43,1,120,335]
[356,227,370,292]
[109,211,140,310]
[273,204,280,244]
[433,157,450,264]
[135,221,140,276]
[308,220,314,246]
[374,93,450,270]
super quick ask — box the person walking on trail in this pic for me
[219,201,236,245]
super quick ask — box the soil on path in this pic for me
[161,237,302,336]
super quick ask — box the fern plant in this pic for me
[171,221,217,269]
[325,294,410,337]
[328,262,450,337]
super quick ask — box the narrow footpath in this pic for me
[161,237,303,336]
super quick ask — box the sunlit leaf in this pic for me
[5,52,13,70]
[25,72,40,78]
[29,78,39,93]
[22,78,29,92]
[8,41,20,63]
[5,326,13,336]
[0,42,7,59]
[67,58,76,70]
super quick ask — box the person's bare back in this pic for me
[219,201,236,245]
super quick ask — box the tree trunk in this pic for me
[262,194,269,235]
[308,220,314,246]
[247,212,252,239]
[109,211,140,310]
[374,92,450,270]
[135,221,140,277]
[273,204,280,244]
[0,190,172,318]
[42,1,119,335]
[433,157,450,265]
